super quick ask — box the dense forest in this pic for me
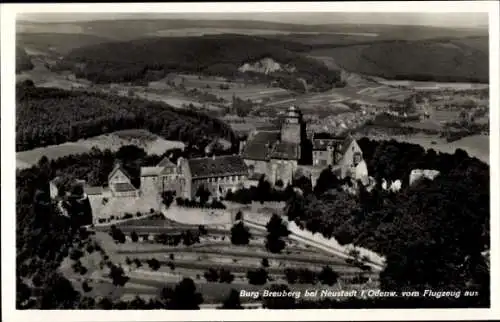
[286,138,490,306]
[56,35,343,92]
[309,37,489,83]
[16,81,236,151]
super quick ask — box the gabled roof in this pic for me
[113,182,137,192]
[108,163,132,181]
[84,186,103,195]
[339,135,356,156]
[141,166,163,177]
[187,155,248,179]
[241,131,280,161]
[157,157,176,168]
[269,141,300,160]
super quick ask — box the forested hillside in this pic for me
[287,139,489,306]
[57,35,342,92]
[309,36,489,83]
[17,32,111,56]
[16,81,235,151]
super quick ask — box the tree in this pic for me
[284,268,299,284]
[265,214,289,253]
[204,268,219,282]
[247,268,268,285]
[195,185,211,205]
[130,231,139,242]
[221,289,243,309]
[219,269,235,284]
[314,166,341,196]
[261,258,270,268]
[163,278,204,310]
[266,214,290,238]
[318,266,339,286]
[182,230,199,246]
[147,258,161,271]
[109,265,129,287]
[230,222,251,245]
[265,235,286,254]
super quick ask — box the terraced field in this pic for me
[82,214,377,304]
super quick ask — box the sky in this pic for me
[19,12,489,29]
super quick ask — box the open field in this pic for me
[167,74,294,103]
[16,129,184,169]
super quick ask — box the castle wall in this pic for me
[270,159,297,186]
[191,175,247,200]
[243,159,269,177]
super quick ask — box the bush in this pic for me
[85,243,95,254]
[169,253,175,260]
[318,266,339,286]
[167,262,175,270]
[147,258,161,271]
[69,249,84,261]
[125,257,132,265]
[219,269,235,284]
[123,213,133,220]
[261,258,270,268]
[133,258,142,268]
[204,268,219,282]
[82,281,92,292]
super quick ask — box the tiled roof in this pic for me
[269,141,300,160]
[187,155,248,179]
[241,131,280,161]
[312,138,344,151]
[339,135,356,156]
[113,182,137,192]
[157,157,176,168]
[141,166,163,177]
[84,186,103,195]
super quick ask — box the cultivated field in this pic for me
[16,129,184,169]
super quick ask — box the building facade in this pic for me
[241,105,368,187]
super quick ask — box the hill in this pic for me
[16,81,235,152]
[17,32,111,56]
[16,47,34,73]
[309,36,489,83]
[18,18,486,42]
[58,35,343,92]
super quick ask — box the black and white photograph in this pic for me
[2,1,499,321]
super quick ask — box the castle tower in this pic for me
[281,105,304,144]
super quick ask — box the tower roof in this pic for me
[286,105,302,118]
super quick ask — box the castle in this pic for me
[51,106,369,209]
[240,105,368,187]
